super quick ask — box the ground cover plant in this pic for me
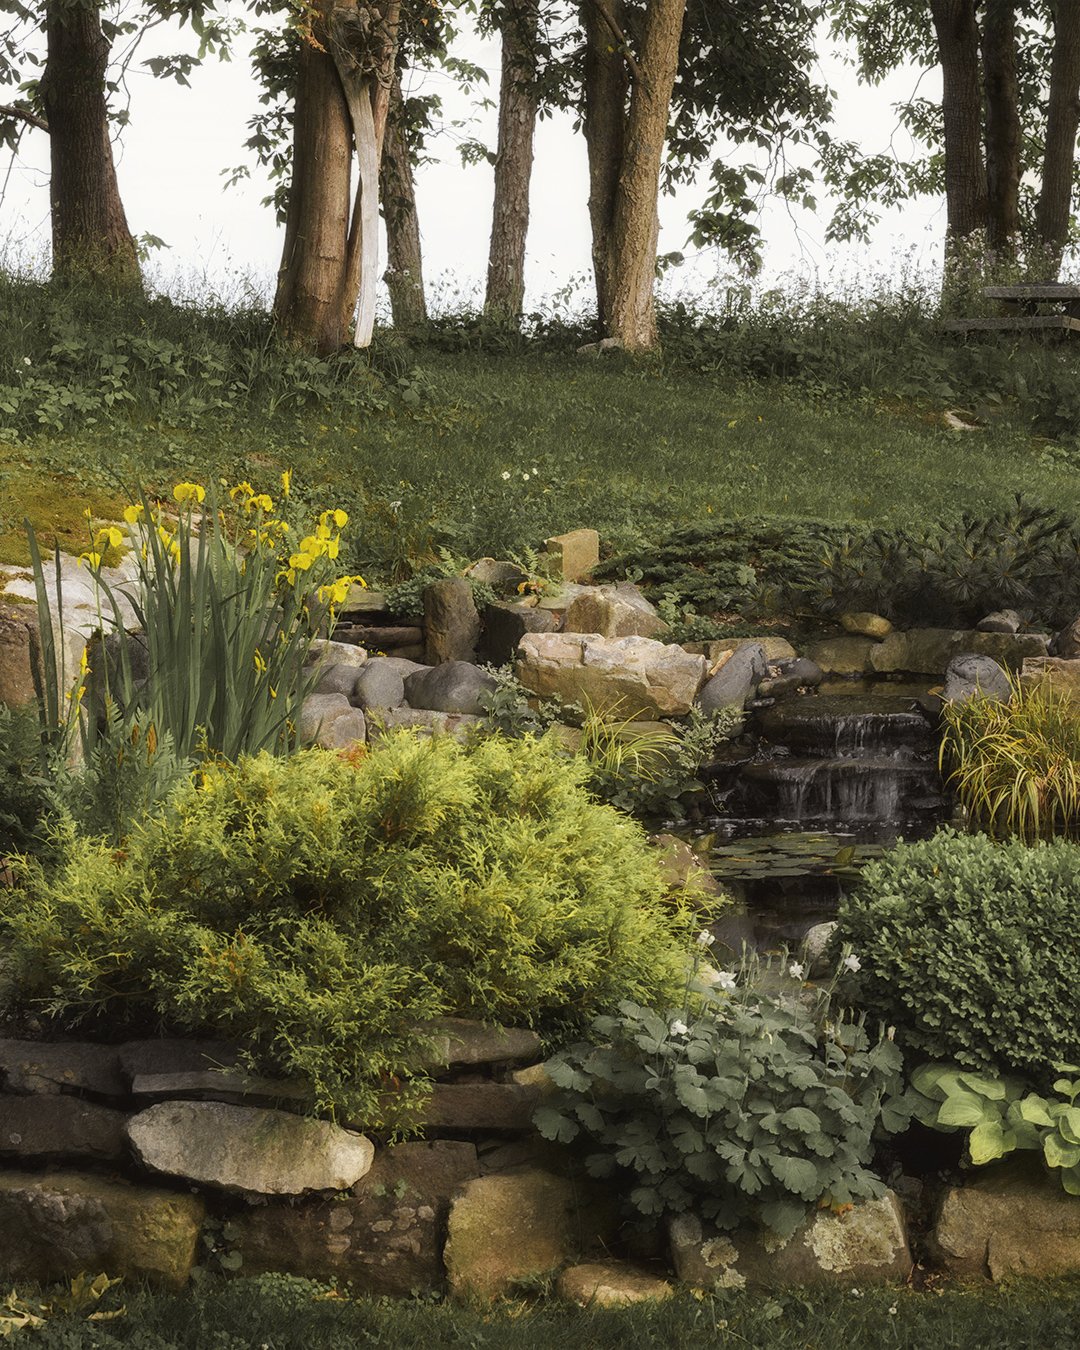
[833,830,1080,1088]
[7,1273,1080,1349]
[536,951,909,1238]
[0,735,698,1124]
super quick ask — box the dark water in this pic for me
[693,684,952,956]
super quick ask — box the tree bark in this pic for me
[380,73,427,328]
[484,0,539,324]
[582,0,628,333]
[1037,0,1080,269]
[606,0,687,351]
[929,0,987,241]
[981,0,1021,254]
[273,27,356,355]
[39,0,140,287]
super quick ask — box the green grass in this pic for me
[4,266,1080,581]
[8,1274,1080,1349]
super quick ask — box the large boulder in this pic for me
[365,707,481,743]
[668,1193,910,1289]
[562,583,668,640]
[1020,656,1080,698]
[0,1039,126,1098]
[0,602,39,707]
[1050,613,1080,658]
[683,636,797,664]
[696,643,767,713]
[404,661,497,716]
[930,1161,1080,1281]
[942,654,1011,704]
[977,610,1023,634]
[516,632,708,720]
[805,636,874,676]
[444,1169,617,1300]
[0,1170,204,1290]
[0,1095,128,1162]
[542,529,599,583]
[353,657,428,711]
[297,693,354,746]
[424,578,480,664]
[869,628,1048,675]
[557,1262,674,1308]
[234,1140,479,1296]
[126,1101,375,1195]
[841,612,892,640]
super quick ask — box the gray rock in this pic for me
[0,1170,204,1290]
[405,661,496,716]
[840,612,892,640]
[931,1159,1080,1280]
[0,602,40,707]
[697,643,768,713]
[315,708,367,749]
[311,662,364,698]
[1050,613,1080,658]
[130,1071,309,1107]
[870,628,1048,676]
[800,921,838,976]
[0,1040,126,1098]
[117,1039,241,1083]
[466,558,529,591]
[424,578,480,664]
[805,636,873,676]
[669,1192,910,1289]
[942,654,1011,704]
[126,1101,375,1195]
[1020,656,1080,698]
[562,583,668,640]
[775,657,824,687]
[421,1019,543,1070]
[416,1083,542,1131]
[977,610,1023,634]
[756,674,804,698]
[365,707,481,742]
[0,1095,128,1162]
[350,625,424,651]
[683,636,797,664]
[517,633,708,720]
[481,601,556,667]
[308,639,368,668]
[297,692,352,745]
[353,659,408,710]
[233,1141,480,1296]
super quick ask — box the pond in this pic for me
[692,681,955,955]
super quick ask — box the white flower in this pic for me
[669,1019,689,1037]
[501,471,511,481]
[532,466,539,475]
[888,1305,898,1316]
[788,961,806,980]
[850,1288,863,1298]
[843,953,862,973]
[713,970,738,992]
[522,473,530,481]
[22,356,31,367]
[696,930,716,948]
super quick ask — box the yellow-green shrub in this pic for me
[0,733,696,1124]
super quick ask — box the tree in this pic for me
[381,71,427,326]
[484,0,539,323]
[0,0,233,286]
[1037,0,1080,267]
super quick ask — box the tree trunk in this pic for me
[981,0,1021,254]
[1037,0,1080,270]
[484,0,539,324]
[273,29,355,355]
[582,0,628,332]
[930,0,987,241]
[607,0,687,351]
[380,74,427,328]
[39,0,140,287]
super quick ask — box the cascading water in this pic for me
[697,687,950,955]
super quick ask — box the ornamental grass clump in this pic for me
[833,829,1080,1085]
[0,733,698,1125]
[940,677,1080,841]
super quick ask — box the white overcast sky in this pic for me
[0,15,949,309]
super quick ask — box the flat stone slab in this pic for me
[130,1071,310,1107]
[868,628,1048,675]
[0,1094,128,1162]
[0,1170,204,1290]
[557,1261,674,1307]
[0,1040,126,1098]
[517,632,708,719]
[126,1101,375,1195]
[423,1019,543,1070]
[117,1039,242,1083]
[419,1083,542,1131]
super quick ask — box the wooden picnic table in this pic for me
[943,282,1080,334]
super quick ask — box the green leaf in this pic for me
[768,1154,821,1199]
[1056,1107,1080,1147]
[1043,1132,1080,1170]
[937,1088,999,1129]
[779,1106,822,1134]
[1017,1095,1054,1128]
[968,1119,1015,1166]
[533,1106,579,1145]
[1061,1164,1080,1197]
[956,1072,1008,1101]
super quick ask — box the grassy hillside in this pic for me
[2,268,1079,579]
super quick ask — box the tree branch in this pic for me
[0,103,48,133]
[585,0,643,84]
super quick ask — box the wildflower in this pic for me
[789,961,806,980]
[173,482,206,505]
[843,953,862,974]
[712,970,738,992]
[280,469,292,499]
[248,493,274,514]
[77,551,102,569]
[79,647,91,676]
[253,649,267,674]
[123,503,144,525]
[696,930,716,948]
[522,473,530,481]
[669,1019,689,1037]
[501,471,511,480]
[22,356,31,366]
[888,1305,898,1316]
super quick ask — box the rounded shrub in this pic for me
[834,829,1080,1084]
[0,733,696,1123]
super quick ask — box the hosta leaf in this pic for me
[910,1063,965,1100]
[1057,1107,1080,1146]
[957,1072,1008,1101]
[938,1089,998,1129]
[1062,1164,1080,1197]
[968,1119,1015,1166]
[1017,1095,1054,1128]
[1044,1132,1080,1170]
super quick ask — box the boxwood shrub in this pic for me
[0,733,697,1124]
[834,829,1080,1085]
